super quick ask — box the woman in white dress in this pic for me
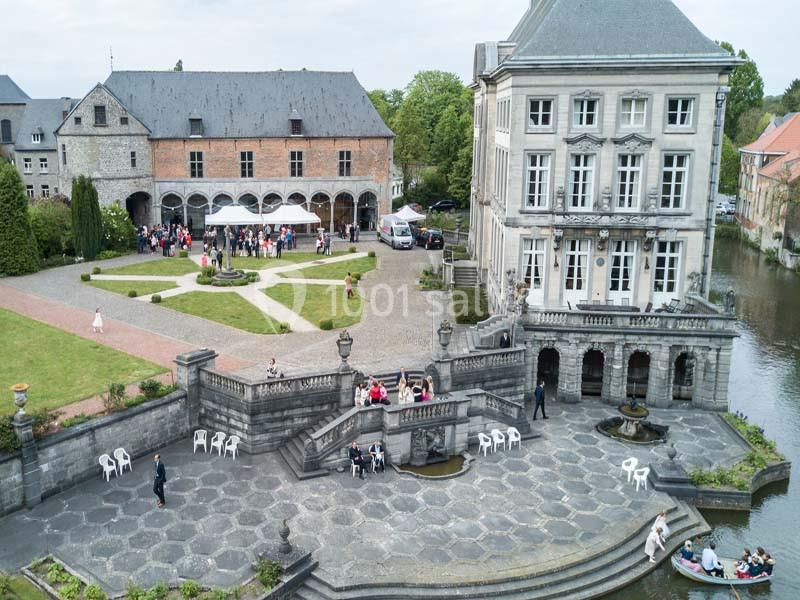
[644,527,665,563]
[426,375,435,401]
[652,510,670,540]
[397,378,407,404]
[92,308,104,333]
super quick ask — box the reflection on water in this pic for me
[607,238,799,599]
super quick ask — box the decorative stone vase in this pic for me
[437,320,453,356]
[667,443,677,462]
[11,383,29,418]
[278,519,291,554]
[336,330,353,369]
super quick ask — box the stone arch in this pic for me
[536,346,560,397]
[159,193,183,226]
[626,350,650,399]
[672,350,696,401]
[309,192,332,233]
[159,190,184,202]
[581,348,605,398]
[186,193,209,236]
[357,190,379,231]
[124,191,150,227]
[211,194,233,214]
[238,193,259,213]
[262,192,283,214]
[333,191,355,233]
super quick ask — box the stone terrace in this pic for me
[0,404,747,596]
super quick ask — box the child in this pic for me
[92,308,104,333]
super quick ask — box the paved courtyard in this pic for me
[0,404,748,594]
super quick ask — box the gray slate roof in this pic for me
[103,70,394,139]
[507,0,729,61]
[15,98,76,150]
[0,75,30,103]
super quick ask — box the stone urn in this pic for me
[278,519,292,554]
[437,320,453,357]
[666,443,677,462]
[11,383,29,419]
[336,330,353,370]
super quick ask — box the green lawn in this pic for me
[88,280,178,296]
[279,256,377,281]
[101,258,199,276]
[160,291,287,334]
[3,575,49,600]
[228,251,347,271]
[0,309,166,413]
[265,284,363,329]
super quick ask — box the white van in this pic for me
[378,215,414,249]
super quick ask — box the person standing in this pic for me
[276,236,283,259]
[533,380,548,420]
[92,308,104,333]
[153,454,167,508]
[499,331,512,348]
[344,272,354,298]
[644,527,665,563]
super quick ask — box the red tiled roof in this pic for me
[759,149,800,183]
[742,113,800,153]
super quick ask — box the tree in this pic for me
[392,100,430,182]
[173,59,183,72]
[447,136,473,204]
[720,42,764,140]
[734,107,771,146]
[70,175,103,260]
[0,162,40,275]
[404,71,469,140]
[100,202,136,252]
[367,89,403,127]
[718,135,740,196]
[29,197,73,258]
[783,78,800,113]
[431,105,467,176]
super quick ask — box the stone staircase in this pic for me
[291,501,709,600]
[452,261,478,288]
[467,314,514,350]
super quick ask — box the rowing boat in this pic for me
[670,555,772,586]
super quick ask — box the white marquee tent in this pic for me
[262,203,322,226]
[395,205,426,222]
[205,205,265,226]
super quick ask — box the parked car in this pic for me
[725,203,736,215]
[715,203,728,216]
[429,199,458,212]
[416,228,445,250]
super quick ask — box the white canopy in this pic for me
[205,205,264,226]
[395,204,426,222]
[262,203,322,225]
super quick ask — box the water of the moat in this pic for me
[608,236,800,599]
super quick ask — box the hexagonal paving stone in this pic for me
[252,475,282,490]
[478,533,512,554]
[594,489,627,506]
[511,525,548,546]
[419,490,451,507]
[152,542,186,564]
[222,480,252,498]
[394,479,422,494]
[176,554,213,579]
[214,548,249,571]
[503,458,531,473]
[65,493,102,511]
[511,508,541,525]
[540,501,571,518]
[561,480,592,495]
[449,519,485,540]
[538,484,566,501]
[566,495,600,513]
[581,447,606,459]
[272,502,299,520]
[107,516,140,536]
[102,489,133,505]
[143,510,175,529]
[572,433,599,446]
[479,513,515,533]
[193,488,220,503]
[543,519,578,539]
[478,478,511,495]
[200,472,231,486]
[572,513,608,533]
[121,499,152,517]
[389,495,421,514]
[301,495,328,513]
[166,521,198,542]
[327,507,363,527]
[448,539,486,561]
[224,528,259,549]
[586,474,619,490]
[68,525,102,545]
[129,529,163,549]
[133,564,178,588]
[111,550,149,573]
[169,477,198,493]
[212,497,243,515]
[449,501,481,520]
[90,537,123,558]
[234,509,264,527]
[201,514,233,536]
[48,512,84,532]
[85,507,119,525]
[190,535,219,556]
[553,450,582,464]
[385,536,424,557]
[361,503,391,520]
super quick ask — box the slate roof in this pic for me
[506,0,730,62]
[103,70,394,139]
[14,98,76,150]
[742,113,800,154]
[0,75,30,103]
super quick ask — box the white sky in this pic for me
[0,0,792,99]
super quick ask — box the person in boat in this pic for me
[644,527,665,563]
[748,554,764,578]
[652,510,670,540]
[701,542,725,578]
[679,540,703,573]
[761,555,775,577]
[735,558,751,579]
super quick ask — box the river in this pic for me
[609,237,800,599]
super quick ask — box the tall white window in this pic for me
[620,98,647,127]
[564,239,590,302]
[290,151,303,177]
[616,154,642,209]
[240,151,254,178]
[494,147,508,205]
[23,158,32,173]
[26,185,34,198]
[573,99,597,127]
[41,184,50,198]
[522,239,546,290]
[39,157,48,173]
[610,240,636,296]
[661,154,689,209]
[654,241,681,295]
[525,153,550,208]
[569,154,595,209]
[528,99,553,128]
[667,98,694,127]
[189,151,203,178]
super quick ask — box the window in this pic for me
[616,154,642,209]
[31,133,42,144]
[39,157,48,173]
[522,239,546,290]
[620,98,647,127]
[189,118,203,136]
[338,150,352,177]
[120,116,129,126]
[496,98,510,132]
[565,239,590,291]
[525,153,550,208]
[654,241,681,293]
[569,154,595,209]
[0,119,10,143]
[23,158,32,173]
[62,110,69,121]
[494,147,509,205]
[661,153,689,209]
[74,117,82,125]
[41,185,50,198]
[291,119,302,136]
[26,185,34,198]
[573,98,597,127]
[240,151,254,178]
[610,241,636,292]
[54,187,59,195]
[189,151,204,178]
[528,99,553,128]
[667,98,694,127]
[94,105,107,126]
[290,151,303,177]
[61,144,67,166]
[130,151,137,168]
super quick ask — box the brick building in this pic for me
[57,70,394,235]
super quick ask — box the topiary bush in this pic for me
[368,250,375,258]
[71,175,103,260]
[179,250,189,258]
[151,294,162,303]
[29,197,74,258]
[348,245,357,253]
[0,162,40,274]
[278,322,291,334]
[352,272,362,282]
[319,319,334,330]
[92,266,102,274]
[127,289,138,298]
[81,273,91,281]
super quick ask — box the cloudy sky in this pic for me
[1,0,793,99]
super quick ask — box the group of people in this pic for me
[315,232,334,255]
[338,222,361,243]
[137,224,192,256]
[348,439,384,479]
[353,370,436,407]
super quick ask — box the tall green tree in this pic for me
[404,71,469,140]
[367,89,403,127]
[720,42,764,141]
[734,107,771,146]
[431,105,468,176]
[70,175,103,260]
[0,162,40,275]
[447,133,474,203]
[718,134,740,196]
[392,100,430,181]
[783,78,800,113]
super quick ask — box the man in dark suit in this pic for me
[276,237,283,258]
[533,381,548,421]
[349,441,366,480]
[153,454,167,507]
[499,331,511,348]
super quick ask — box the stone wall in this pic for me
[0,452,23,516]
[14,149,61,197]
[432,347,527,403]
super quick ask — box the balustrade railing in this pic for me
[524,308,735,333]
[451,348,525,373]
[200,370,246,397]
[255,372,337,399]
[398,401,455,425]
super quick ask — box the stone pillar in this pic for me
[601,347,614,403]
[329,200,334,234]
[523,340,535,405]
[174,348,218,429]
[11,384,42,508]
[690,349,707,409]
[608,344,626,404]
[647,346,671,408]
[558,343,581,404]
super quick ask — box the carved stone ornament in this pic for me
[646,186,659,213]
[597,229,609,251]
[565,133,605,152]
[575,89,601,99]
[612,133,655,153]
[555,186,565,211]
[643,230,657,252]
[624,89,648,99]
[600,186,612,212]
[665,228,678,242]
[610,214,648,225]
[561,214,603,225]
[553,228,564,250]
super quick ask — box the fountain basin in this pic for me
[393,454,474,480]
[596,415,668,445]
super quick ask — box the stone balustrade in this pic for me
[523,308,737,334]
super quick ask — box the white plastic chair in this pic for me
[507,427,522,450]
[634,467,650,492]
[113,448,132,475]
[620,457,639,483]
[210,432,226,456]
[193,429,208,454]
[477,432,493,457]
[351,459,360,477]
[490,429,506,452]
[99,454,117,482]
[224,435,240,460]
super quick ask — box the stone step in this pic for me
[291,502,706,600]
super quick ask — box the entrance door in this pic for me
[563,239,590,306]
[609,240,636,305]
[653,241,682,307]
[523,239,546,306]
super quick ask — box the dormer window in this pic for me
[189,117,203,137]
[289,107,303,136]
[31,132,42,144]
